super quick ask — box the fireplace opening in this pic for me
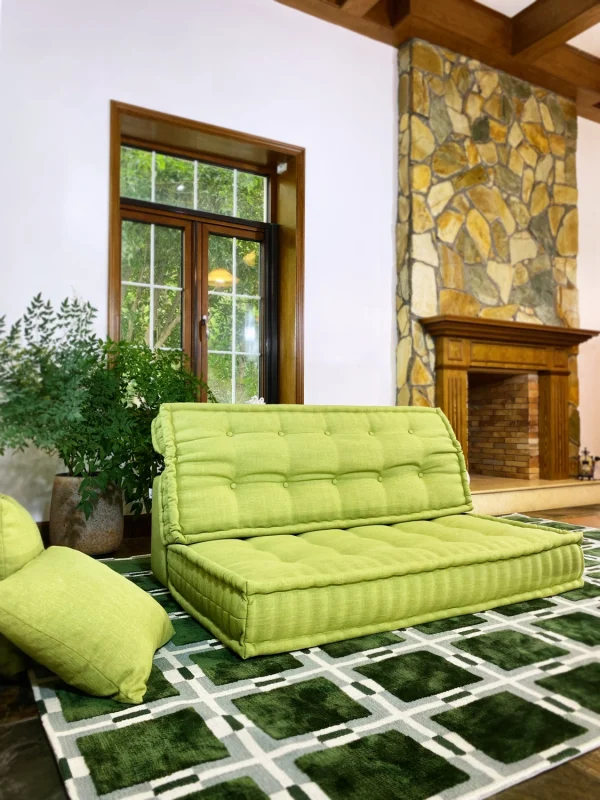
[467,373,539,480]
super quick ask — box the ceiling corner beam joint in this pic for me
[512,0,600,63]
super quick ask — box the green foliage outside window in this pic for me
[0,295,215,518]
[119,145,267,403]
[120,146,267,222]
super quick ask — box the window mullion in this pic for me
[231,236,237,403]
[149,224,155,349]
[233,169,238,218]
[193,161,198,211]
[151,151,156,202]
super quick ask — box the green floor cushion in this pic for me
[0,494,44,580]
[165,514,584,658]
[0,547,174,702]
[0,494,45,676]
[151,405,472,545]
[151,404,584,658]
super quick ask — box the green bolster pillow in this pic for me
[0,547,174,703]
[0,493,44,581]
[0,493,45,677]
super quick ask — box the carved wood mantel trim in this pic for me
[421,315,599,480]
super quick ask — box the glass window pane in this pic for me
[208,353,233,403]
[236,298,260,355]
[237,240,260,296]
[208,294,233,351]
[154,289,182,349]
[208,234,236,294]
[236,356,259,403]
[197,163,234,216]
[155,153,194,209]
[120,146,152,201]
[121,285,150,345]
[121,220,151,284]
[120,147,269,223]
[236,171,267,222]
[154,225,183,287]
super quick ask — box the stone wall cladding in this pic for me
[396,39,580,470]
[468,374,539,480]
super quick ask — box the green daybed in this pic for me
[151,404,583,658]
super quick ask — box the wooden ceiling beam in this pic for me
[577,87,600,122]
[274,0,600,122]
[512,0,600,63]
[410,0,511,53]
[403,2,580,100]
[541,45,600,96]
[276,0,399,44]
[340,0,382,16]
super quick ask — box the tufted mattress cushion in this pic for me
[164,514,584,658]
[152,404,472,545]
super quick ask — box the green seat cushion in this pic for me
[0,494,44,581]
[151,404,472,545]
[0,547,174,702]
[165,515,583,658]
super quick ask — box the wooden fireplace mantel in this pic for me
[421,315,599,480]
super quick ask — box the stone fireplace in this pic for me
[394,38,597,477]
[421,315,596,480]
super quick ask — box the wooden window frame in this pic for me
[119,207,194,357]
[109,101,305,403]
[198,221,266,401]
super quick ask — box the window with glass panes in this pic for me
[118,145,276,403]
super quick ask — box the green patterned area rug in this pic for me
[31,514,600,800]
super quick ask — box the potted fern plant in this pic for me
[0,295,214,554]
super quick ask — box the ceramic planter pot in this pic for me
[49,475,124,555]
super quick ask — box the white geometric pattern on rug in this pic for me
[30,515,600,800]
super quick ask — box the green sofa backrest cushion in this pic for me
[152,404,472,545]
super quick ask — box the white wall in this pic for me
[0,0,398,518]
[577,117,600,457]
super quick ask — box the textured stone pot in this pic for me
[49,475,124,555]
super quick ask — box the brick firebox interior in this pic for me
[468,373,540,480]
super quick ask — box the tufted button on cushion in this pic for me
[418,472,423,478]
[368,431,374,436]
[230,482,237,489]
[377,476,383,482]
[226,431,233,437]
[332,478,338,485]
[408,429,414,434]
[324,431,331,436]
[278,431,285,437]
[283,482,289,488]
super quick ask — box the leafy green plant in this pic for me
[0,295,215,517]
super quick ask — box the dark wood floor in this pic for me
[1,510,599,800]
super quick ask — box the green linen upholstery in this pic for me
[152,404,472,544]
[0,547,174,702]
[0,493,44,580]
[0,494,44,677]
[151,404,584,658]
[166,515,583,658]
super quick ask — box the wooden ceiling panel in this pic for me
[275,0,600,122]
